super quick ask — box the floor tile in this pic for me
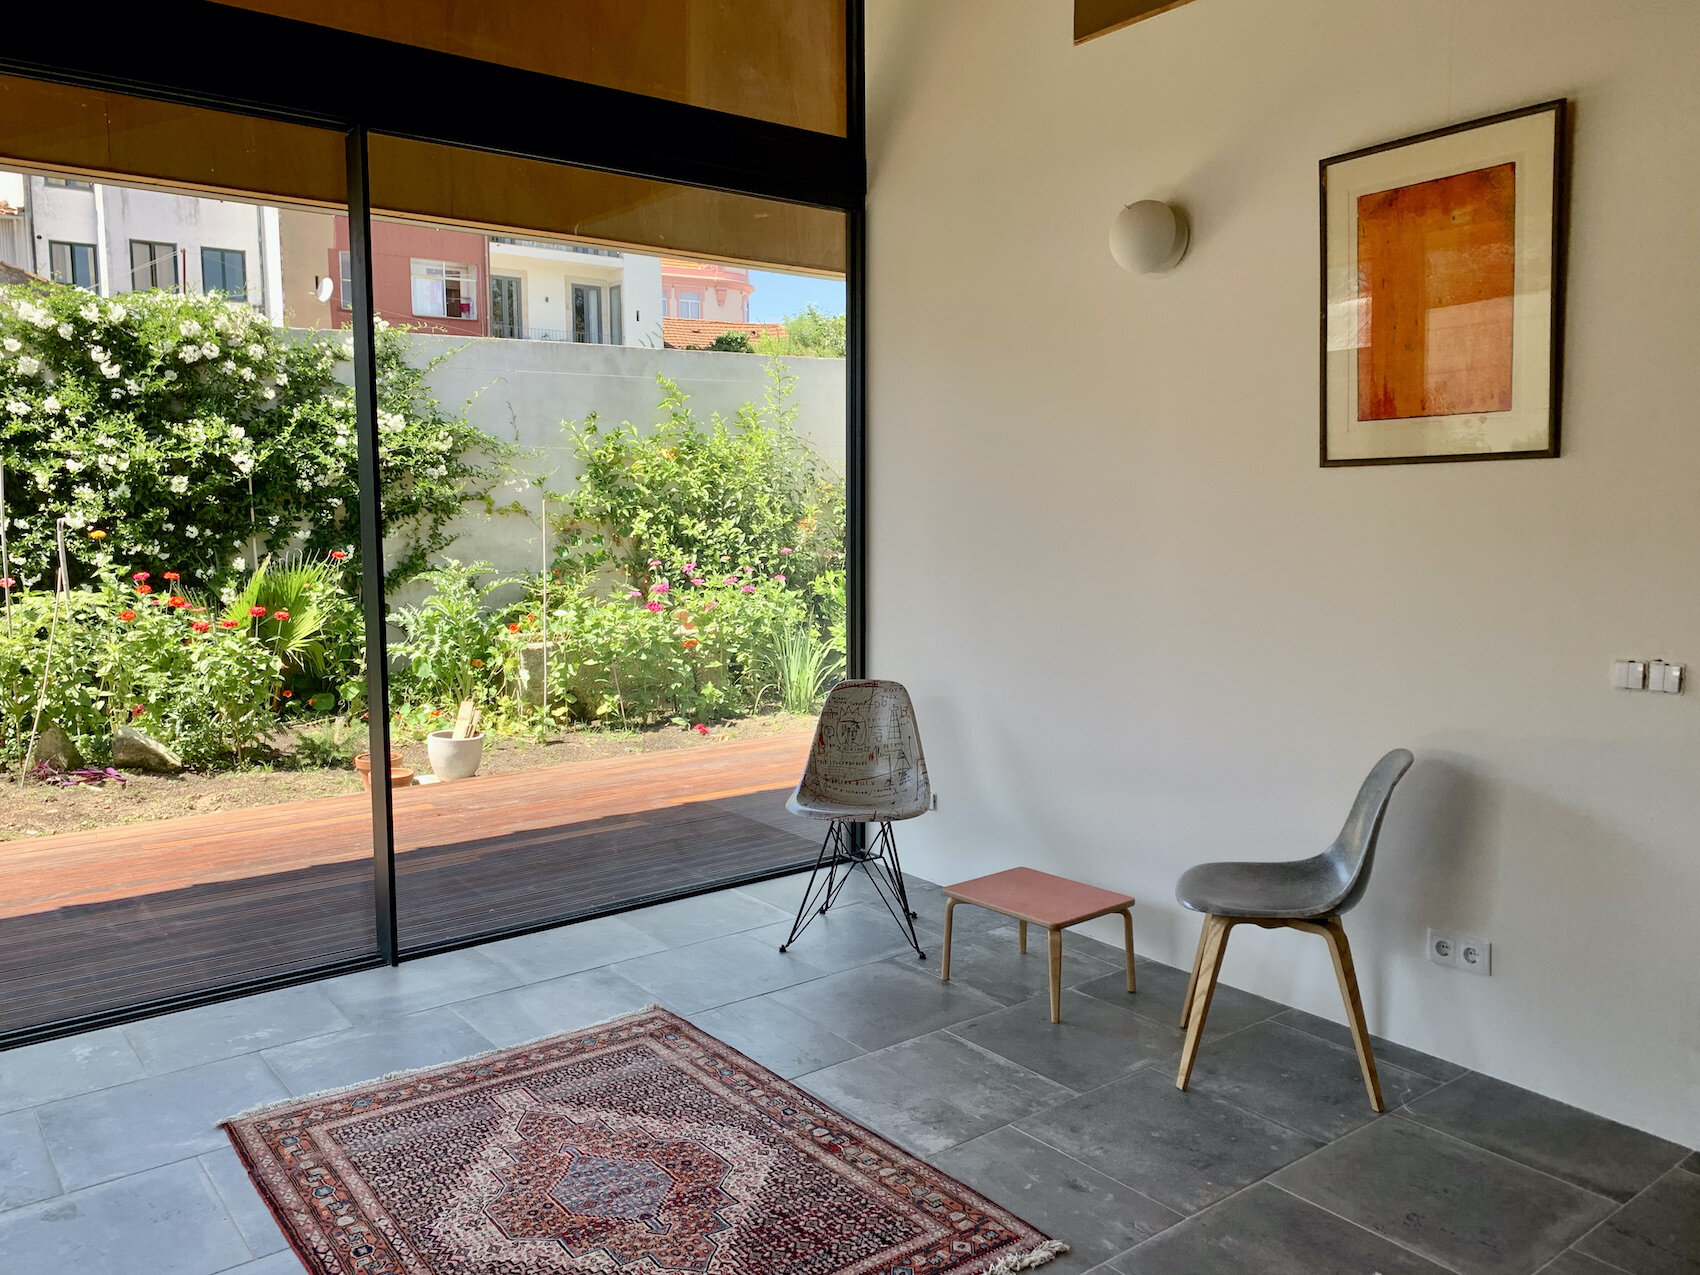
[1017,1065,1322,1214]
[1575,1167,1700,1275]
[448,967,658,1048]
[609,932,829,1012]
[1186,1019,1436,1141]
[686,996,864,1079]
[1078,960,1284,1040]
[1273,1116,1616,1275]
[1682,1152,1700,1175]
[260,1005,494,1095]
[199,1145,288,1257]
[0,1160,251,1275]
[36,1053,288,1191]
[0,1108,61,1209]
[122,984,352,1075]
[798,1031,1074,1155]
[933,1126,1180,1265]
[620,890,793,947]
[1536,1253,1630,1275]
[1402,1071,1689,1202]
[913,927,1120,1007]
[1275,1008,1468,1082]
[0,1026,148,1114]
[220,1252,316,1274]
[317,948,520,1021]
[948,990,1182,1091]
[769,959,1003,1050]
[753,901,941,966]
[1110,1181,1451,1274]
[478,914,668,984]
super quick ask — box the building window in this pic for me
[201,247,247,299]
[609,284,623,344]
[677,290,702,319]
[44,177,93,191]
[338,250,352,308]
[129,240,178,291]
[411,259,477,319]
[48,241,98,289]
[572,283,603,343]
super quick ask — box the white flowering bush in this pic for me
[0,284,505,592]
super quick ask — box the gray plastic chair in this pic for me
[779,680,930,959]
[1174,749,1413,1110]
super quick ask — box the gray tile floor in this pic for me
[1,869,1695,1274]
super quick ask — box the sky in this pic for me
[747,269,846,323]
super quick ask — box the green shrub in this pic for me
[390,560,517,710]
[704,331,754,353]
[753,305,846,359]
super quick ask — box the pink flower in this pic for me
[693,723,710,735]
[684,562,698,573]
[723,575,739,585]
[690,577,705,585]
[0,577,14,590]
[627,588,642,598]
[650,581,669,594]
[131,572,150,583]
[772,573,786,582]
[647,558,662,567]
[740,585,757,594]
[779,547,794,555]
[702,601,717,612]
[273,609,290,621]
[645,601,665,613]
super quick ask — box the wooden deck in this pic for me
[0,732,820,1038]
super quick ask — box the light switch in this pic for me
[1662,663,1684,694]
[1612,660,1646,690]
[1649,661,1669,692]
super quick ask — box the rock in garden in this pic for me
[33,721,83,770]
[112,725,184,774]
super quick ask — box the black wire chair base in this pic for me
[778,820,925,960]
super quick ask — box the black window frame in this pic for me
[0,0,867,1048]
[128,237,178,291]
[200,245,247,299]
[47,238,98,287]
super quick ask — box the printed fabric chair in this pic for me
[1174,748,1414,1110]
[778,680,931,959]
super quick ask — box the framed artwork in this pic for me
[1320,100,1568,466]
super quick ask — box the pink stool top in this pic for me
[942,867,1135,928]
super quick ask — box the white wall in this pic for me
[865,0,1700,1145]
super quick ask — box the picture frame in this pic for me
[1319,100,1568,466]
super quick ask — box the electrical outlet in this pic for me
[1426,928,1455,967]
[1455,934,1492,975]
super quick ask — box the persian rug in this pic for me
[224,1007,1066,1275]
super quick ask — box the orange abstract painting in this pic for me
[1356,162,1516,421]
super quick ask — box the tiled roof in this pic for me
[662,318,786,349]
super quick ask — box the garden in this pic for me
[0,282,844,835]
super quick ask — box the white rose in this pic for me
[201,342,219,358]
[5,401,28,416]
[185,526,199,539]
[43,396,60,413]
[163,369,178,382]
[18,356,39,375]
[180,320,202,337]
[79,303,99,322]
[168,475,189,494]
[180,346,200,363]
[109,305,126,322]
[262,387,276,400]
[247,343,266,359]
[56,323,73,339]
[2,337,20,353]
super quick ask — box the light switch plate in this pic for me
[1662,663,1684,694]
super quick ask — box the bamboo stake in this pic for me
[22,518,71,777]
[539,488,549,718]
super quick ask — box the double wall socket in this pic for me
[1426,927,1491,975]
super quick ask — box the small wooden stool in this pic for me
[940,867,1136,1023]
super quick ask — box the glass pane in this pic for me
[367,142,848,951]
[0,85,379,1038]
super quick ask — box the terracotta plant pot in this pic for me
[388,766,415,788]
[426,729,484,781]
[353,749,404,792]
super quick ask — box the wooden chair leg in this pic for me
[1120,908,1136,993]
[1176,915,1232,1091]
[1321,915,1384,1112]
[940,899,955,982]
[1180,917,1211,1028]
[1047,927,1063,1023]
[1018,919,1027,954]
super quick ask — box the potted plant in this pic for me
[353,747,408,791]
[426,698,484,781]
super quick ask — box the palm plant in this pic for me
[222,555,338,681]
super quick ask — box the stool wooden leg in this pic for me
[1047,927,1063,1023]
[1120,908,1137,993]
[1180,918,1210,1028]
[1018,920,1027,954]
[1177,915,1232,1091]
[940,900,955,983]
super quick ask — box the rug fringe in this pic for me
[984,1239,1069,1275]
[224,1005,672,1123]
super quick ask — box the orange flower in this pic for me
[135,583,153,595]
[681,638,699,649]
[118,609,137,622]
[89,530,108,540]
[162,571,180,581]
[470,658,484,668]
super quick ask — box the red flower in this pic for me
[430,709,442,718]
[131,704,145,718]
[693,723,710,735]
[507,622,520,632]
[272,609,290,621]
[166,595,188,609]
[162,571,180,581]
[131,572,149,583]
[191,620,211,633]
[118,609,137,622]
[330,550,348,560]
[135,583,153,595]
[0,577,15,590]
[249,606,268,618]
[219,618,239,628]
[280,689,293,698]
[681,638,699,649]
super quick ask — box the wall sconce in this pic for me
[1110,200,1189,274]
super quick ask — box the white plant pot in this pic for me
[426,729,484,781]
